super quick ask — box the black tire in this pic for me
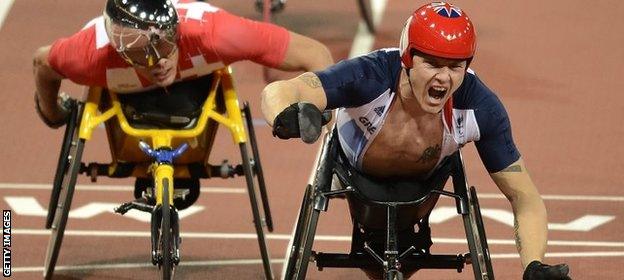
[463,187,495,280]
[283,184,320,280]
[160,178,174,280]
[385,270,403,280]
[46,101,79,229]
[242,103,273,232]
[357,0,376,34]
[43,137,85,280]
[469,186,495,279]
[240,144,274,280]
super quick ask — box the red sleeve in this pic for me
[48,27,102,86]
[210,10,290,68]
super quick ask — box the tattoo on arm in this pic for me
[300,73,322,88]
[416,144,441,163]
[501,164,522,172]
[514,218,522,254]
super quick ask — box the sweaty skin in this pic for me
[261,53,549,269]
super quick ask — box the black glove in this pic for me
[272,102,329,144]
[35,92,74,129]
[523,260,571,280]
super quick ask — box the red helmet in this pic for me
[399,2,476,68]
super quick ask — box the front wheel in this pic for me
[385,270,404,280]
[464,186,495,280]
[160,178,175,280]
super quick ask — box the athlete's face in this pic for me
[107,22,179,87]
[132,48,179,88]
[404,53,467,114]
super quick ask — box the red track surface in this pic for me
[1,1,623,279]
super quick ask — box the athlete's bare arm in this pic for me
[490,157,548,269]
[261,72,328,126]
[277,31,333,72]
[33,45,66,123]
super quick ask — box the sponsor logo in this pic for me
[456,115,464,137]
[358,117,377,134]
[373,106,385,117]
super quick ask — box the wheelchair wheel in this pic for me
[43,121,85,280]
[463,186,495,280]
[386,270,404,280]
[239,143,274,279]
[159,178,175,280]
[242,102,273,232]
[357,0,376,34]
[283,184,320,280]
[46,100,80,229]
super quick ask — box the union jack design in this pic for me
[431,2,462,18]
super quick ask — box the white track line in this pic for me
[11,251,624,273]
[0,183,245,193]
[0,0,14,31]
[476,193,624,202]
[13,228,624,248]
[4,183,621,201]
[13,258,286,273]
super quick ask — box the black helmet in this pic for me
[105,0,178,32]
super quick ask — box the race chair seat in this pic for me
[283,129,494,280]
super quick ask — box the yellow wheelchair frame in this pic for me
[43,68,274,279]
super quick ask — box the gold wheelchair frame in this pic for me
[43,68,274,279]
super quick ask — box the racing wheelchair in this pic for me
[282,129,495,280]
[43,67,274,279]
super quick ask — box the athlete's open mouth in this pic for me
[428,86,448,100]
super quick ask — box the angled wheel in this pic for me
[357,0,376,34]
[43,103,85,280]
[240,144,274,279]
[283,184,321,280]
[242,102,273,232]
[46,100,79,229]
[463,186,495,280]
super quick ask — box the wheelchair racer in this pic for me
[33,0,333,128]
[262,2,570,279]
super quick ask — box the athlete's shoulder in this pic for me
[453,70,502,111]
[49,16,120,86]
[355,48,402,76]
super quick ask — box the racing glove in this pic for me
[272,102,330,144]
[35,92,73,129]
[523,260,571,280]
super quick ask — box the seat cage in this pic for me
[311,128,474,276]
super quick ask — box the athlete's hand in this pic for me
[272,102,329,144]
[35,92,73,129]
[523,261,571,280]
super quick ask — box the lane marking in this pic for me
[0,183,245,193]
[476,193,624,202]
[13,228,624,247]
[3,183,622,201]
[0,0,14,31]
[5,197,204,222]
[349,0,389,58]
[13,258,286,273]
[492,251,624,259]
[11,251,624,273]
